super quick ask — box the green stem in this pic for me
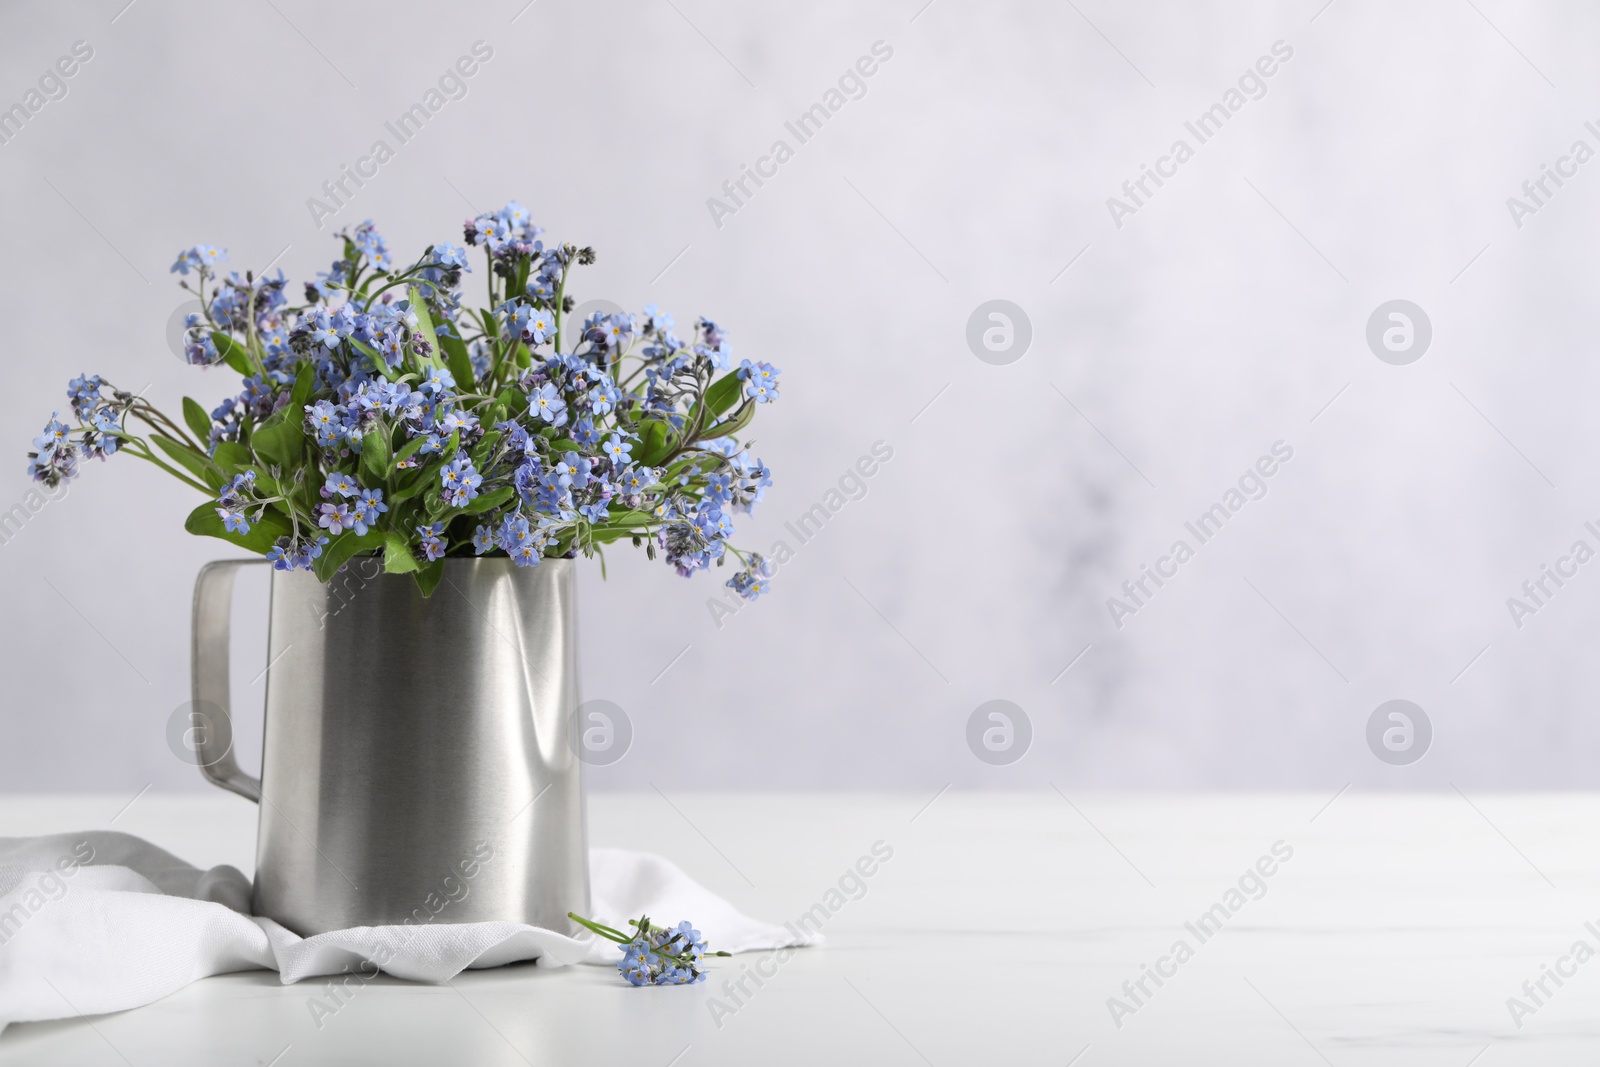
[568,913,631,943]
[122,443,212,494]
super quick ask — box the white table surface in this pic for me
[1,790,1597,1065]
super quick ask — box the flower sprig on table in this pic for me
[569,912,731,986]
[26,204,782,598]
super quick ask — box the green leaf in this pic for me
[414,559,446,598]
[496,387,523,410]
[439,331,476,391]
[252,410,305,468]
[394,433,431,467]
[390,468,430,504]
[152,434,224,490]
[361,425,392,485]
[462,486,514,515]
[637,420,675,466]
[383,532,420,573]
[479,308,500,340]
[244,466,280,496]
[469,430,502,468]
[213,441,252,473]
[702,398,756,440]
[182,397,211,443]
[408,286,439,369]
[348,337,382,365]
[289,360,317,409]
[705,372,743,418]
[184,500,290,554]
[599,509,654,529]
[313,529,385,581]
[211,332,254,377]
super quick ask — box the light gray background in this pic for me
[3,0,1596,792]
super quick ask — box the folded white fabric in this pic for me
[0,831,811,1031]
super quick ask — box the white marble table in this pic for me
[1,791,1597,1065]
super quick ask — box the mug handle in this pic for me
[191,559,265,802]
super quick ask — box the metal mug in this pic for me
[189,556,590,936]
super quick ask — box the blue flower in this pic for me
[218,508,251,535]
[471,524,495,555]
[698,507,734,541]
[468,214,512,251]
[432,243,470,270]
[441,452,482,508]
[601,433,632,468]
[324,470,361,498]
[498,513,547,567]
[340,220,393,271]
[571,417,601,447]
[266,535,327,571]
[170,245,227,275]
[592,313,633,350]
[217,471,256,508]
[306,400,345,447]
[524,305,556,345]
[437,406,477,435]
[737,359,780,403]
[353,489,388,535]
[305,309,341,350]
[619,940,658,987]
[528,384,568,426]
[642,304,675,334]
[587,380,621,416]
[32,413,71,456]
[67,374,103,418]
[420,366,456,396]
[615,466,656,495]
[553,452,591,490]
[418,522,448,562]
[318,502,355,535]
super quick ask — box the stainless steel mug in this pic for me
[190,556,590,936]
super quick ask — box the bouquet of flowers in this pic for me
[26,203,781,598]
[568,912,731,986]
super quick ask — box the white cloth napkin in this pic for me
[0,831,812,1032]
